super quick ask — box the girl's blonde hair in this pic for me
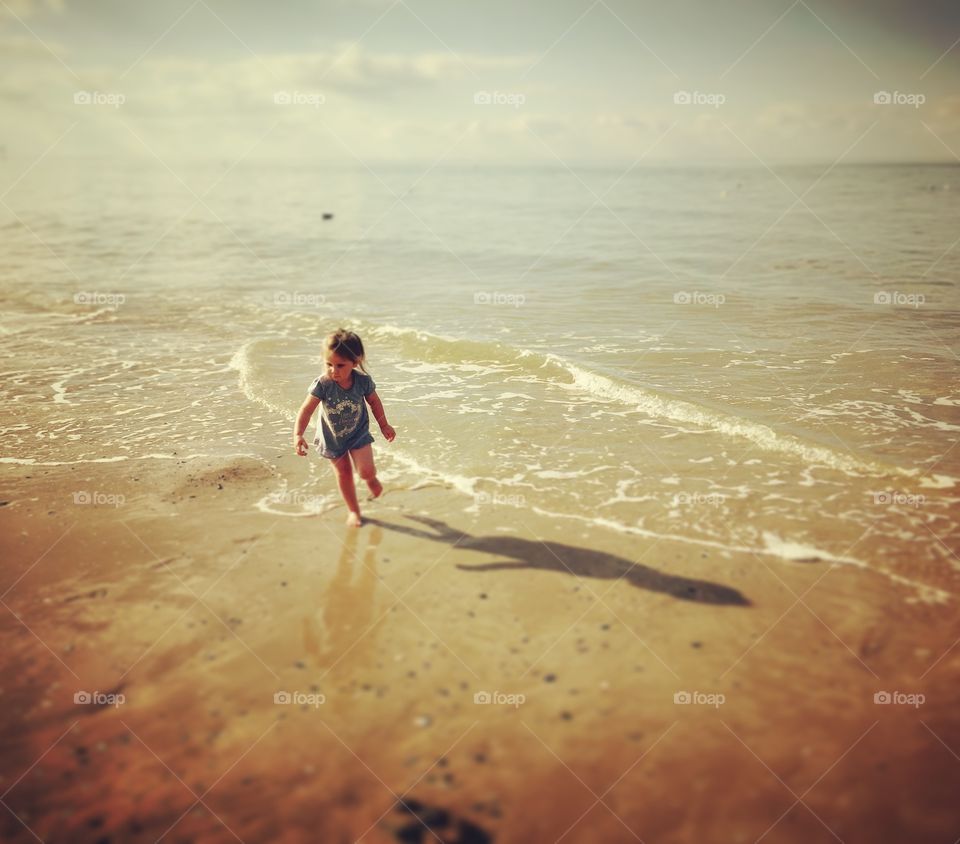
[325,328,368,373]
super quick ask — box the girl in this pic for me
[294,329,396,527]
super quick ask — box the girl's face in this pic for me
[325,351,356,385]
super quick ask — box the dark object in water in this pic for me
[322,212,334,220]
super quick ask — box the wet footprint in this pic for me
[388,797,492,843]
[64,587,108,603]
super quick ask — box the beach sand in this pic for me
[2,455,959,843]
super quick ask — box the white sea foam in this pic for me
[0,452,214,465]
[229,340,289,417]
[543,353,956,486]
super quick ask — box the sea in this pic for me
[1,160,958,602]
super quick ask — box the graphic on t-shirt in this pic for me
[326,397,362,438]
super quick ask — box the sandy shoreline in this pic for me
[2,454,959,842]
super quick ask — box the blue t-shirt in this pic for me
[309,371,376,458]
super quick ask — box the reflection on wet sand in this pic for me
[302,526,386,706]
[368,515,751,606]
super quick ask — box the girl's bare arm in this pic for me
[293,394,321,455]
[366,391,396,441]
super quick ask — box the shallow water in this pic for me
[1,160,958,601]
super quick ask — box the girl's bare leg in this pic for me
[350,445,382,499]
[331,453,363,526]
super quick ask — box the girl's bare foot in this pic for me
[367,477,383,499]
[346,511,363,527]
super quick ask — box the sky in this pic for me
[1,0,959,164]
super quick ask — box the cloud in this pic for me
[0,33,68,56]
[1,0,64,18]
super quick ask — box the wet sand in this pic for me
[2,456,959,843]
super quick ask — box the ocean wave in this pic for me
[541,353,955,486]
[238,319,957,488]
[229,339,292,418]
[369,321,953,483]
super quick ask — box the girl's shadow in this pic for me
[366,514,751,606]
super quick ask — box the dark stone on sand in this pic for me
[322,212,334,220]
[456,819,493,843]
[544,673,556,683]
[561,711,573,720]
[395,823,423,843]
[691,641,702,648]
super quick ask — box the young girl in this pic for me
[293,329,396,526]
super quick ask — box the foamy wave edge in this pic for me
[354,323,953,485]
[543,353,955,487]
